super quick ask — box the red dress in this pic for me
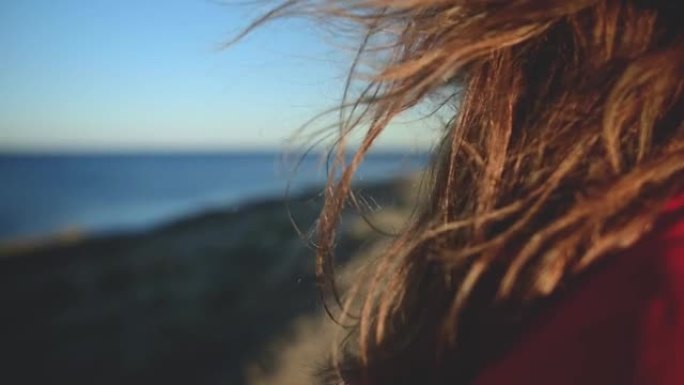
[472,195,684,385]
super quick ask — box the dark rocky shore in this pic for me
[0,176,419,385]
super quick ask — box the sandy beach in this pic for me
[0,175,420,384]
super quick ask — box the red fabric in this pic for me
[472,195,684,385]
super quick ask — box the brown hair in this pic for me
[241,0,684,383]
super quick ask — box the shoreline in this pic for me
[0,175,415,257]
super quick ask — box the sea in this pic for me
[0,151,427,242]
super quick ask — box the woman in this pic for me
[244,0,683,383]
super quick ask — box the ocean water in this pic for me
[0,151,426,241]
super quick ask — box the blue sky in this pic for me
[0,0,436,151]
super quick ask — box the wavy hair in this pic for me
[241,0,684,383]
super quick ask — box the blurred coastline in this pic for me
[0,153,424,384]
[0,151,426,244]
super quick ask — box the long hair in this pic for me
[241,0,684,383]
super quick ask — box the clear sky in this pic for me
[0,0,437,152]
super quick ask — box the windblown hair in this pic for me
[244,0,684,384]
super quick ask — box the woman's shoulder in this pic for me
[471,193,684,385]
[651,192,684,298]
[635,193,684,385]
